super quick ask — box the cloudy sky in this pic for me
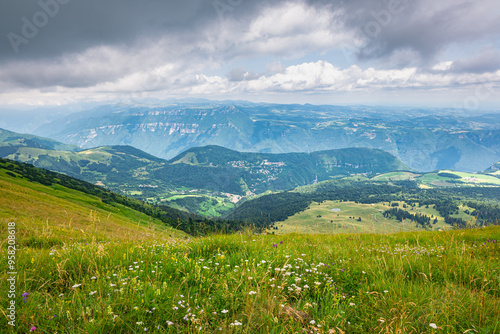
[1,0,499,109]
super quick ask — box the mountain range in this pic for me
[31,101,500,172]
[0,128,405,197]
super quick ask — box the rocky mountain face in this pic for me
[33,102,500,172]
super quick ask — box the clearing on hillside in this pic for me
[270,200,453,234]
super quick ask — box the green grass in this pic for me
[372,171,422,181]
[271,201,453,235]
[198,199,234,217]
[171,152,200,165]
[0,169,185,244]
[418,171,500,187]
[160,194,236,217]
[1,225,499,333]
[373,170,500,188]
[9,147,114,166]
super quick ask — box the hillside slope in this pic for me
[0,160,186,244]
[484,161,500,176]
[0,158,251,235]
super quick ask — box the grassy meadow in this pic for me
[372,171,500,188]
[1,220,499,333]
[270,201,456,235]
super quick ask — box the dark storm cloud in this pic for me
[0,0,303,60]
[0,0,213,59]
[0,0,296,89]
[2,0,499,62]
[337,0,500,65]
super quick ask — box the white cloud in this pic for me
[194,61,500,95]
[241,2,351,56]
[199,1,356,60]
[1,60,499,107]
[244,61,418,92]
[433,61,453,71]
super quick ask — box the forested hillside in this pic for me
[227,179,500,230]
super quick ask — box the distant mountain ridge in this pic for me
[32,102,500,172]
[0,128,80,152]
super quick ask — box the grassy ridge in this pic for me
[0,165,186,246]
[1,226,499,333]
[0,128,80,152]
[0,158,247,236]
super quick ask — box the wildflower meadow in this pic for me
[1,225,499,333]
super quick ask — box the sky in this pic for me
[0,0,499,110]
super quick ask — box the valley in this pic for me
[0,128,407,215]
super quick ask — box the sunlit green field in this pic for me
[372,172,422,182]
[373,171,500,187]
[159,194,236,217]
[272,201,454,235]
